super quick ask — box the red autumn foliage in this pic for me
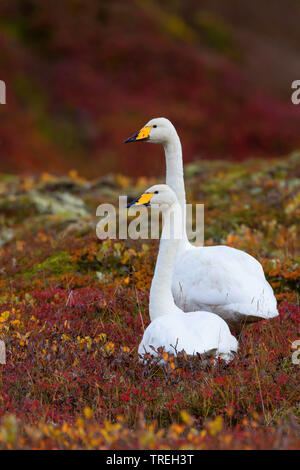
[0,0,300,177]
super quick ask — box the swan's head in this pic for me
[124,117,177,145]
[127,184,177,210]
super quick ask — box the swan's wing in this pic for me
[184,311,238,356]
[138,312,238,359]
[172,245,278,322]
[138,314,196,356]
[138,316,178,356]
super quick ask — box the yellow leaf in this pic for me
[83,407,93,419]
[180,410,193,426]
[207,416,223,436]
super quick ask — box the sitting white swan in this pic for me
[127,184,238,362]
[125,118,278,330]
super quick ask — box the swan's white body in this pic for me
[126,118,278,330]
[172,244,278,328]
[132,186,238,362]
[138,310,238,361]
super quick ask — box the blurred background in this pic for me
[0,0,300,178]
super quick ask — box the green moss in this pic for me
[31,251,73,276]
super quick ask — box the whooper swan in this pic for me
[127,184,238,362]
[125,118,278,331]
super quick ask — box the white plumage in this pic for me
[125,118,278,330]
[172,244,278,328]
[128,185,238,363]
[138,310,238,362]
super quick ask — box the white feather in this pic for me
[138,310,237,363]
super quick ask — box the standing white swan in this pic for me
[127,184,238,362]
[125,118,278,330]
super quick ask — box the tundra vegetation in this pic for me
[0,153,299,449]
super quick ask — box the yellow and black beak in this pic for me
[127,192,154,208]
[124,126,152,143]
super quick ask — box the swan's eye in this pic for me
[153,125,157,128]
[154,191,159,194]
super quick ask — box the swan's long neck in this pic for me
[164,134,189,247]
[149,202,182,321]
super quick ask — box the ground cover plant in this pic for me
[0,152,299,449]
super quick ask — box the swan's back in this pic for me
[172,244,278,326]
[138,310,237,362]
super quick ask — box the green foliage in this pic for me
[31,251,73,276]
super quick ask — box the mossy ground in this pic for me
[0,153,299,449]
